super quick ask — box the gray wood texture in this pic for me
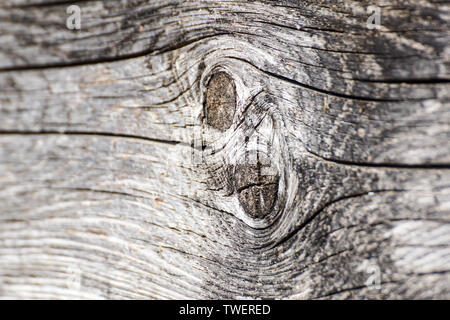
[0,0,449,299]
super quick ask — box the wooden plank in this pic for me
[0,0,449,299]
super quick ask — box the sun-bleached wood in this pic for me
[0,0,449,299]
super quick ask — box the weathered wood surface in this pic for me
[0,0,449,299]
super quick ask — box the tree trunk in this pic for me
[0,0,449,299]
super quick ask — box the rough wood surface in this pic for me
[0,0,449,299]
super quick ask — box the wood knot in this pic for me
[234,163,279,220]
[204,72,236,131]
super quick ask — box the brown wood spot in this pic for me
[235,163,279,219]
[238,184,279,219]
[204,72,236,131]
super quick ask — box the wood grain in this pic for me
[0,0,449,299]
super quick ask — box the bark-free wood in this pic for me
[0,0,449,299]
